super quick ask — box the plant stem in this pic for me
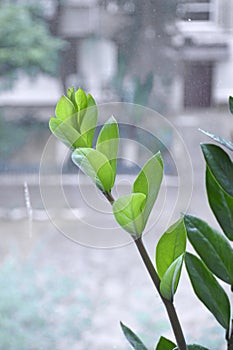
[106,194,187,350]
[134,237,187,350]
[227,320,233,350]
[104,191,115,205]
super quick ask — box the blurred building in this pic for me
[1,0,233,113]
[173,0,233,108]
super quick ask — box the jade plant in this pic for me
[49,88,233,350]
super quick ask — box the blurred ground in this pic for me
[0,178,228,350]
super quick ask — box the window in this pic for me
[177,1,215,22]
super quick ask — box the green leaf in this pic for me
[113,193,146,236]
[120,322,148,350]
[184,215,233,284]
[206,166,233,241]
[155,336,176,350]
[55,95,75,120]
[133,152,164,228]
[199,129,233,152]
[114,152,164,236]
[72,148,114,192]
[75,88,87,111]
[96,116,119,178]
[49,117,87,149]
[156,218,186,279]
[67,87,76,106]
[229,96,233,114]
[87,93,96,108]
[160,255,184,301]
[75,88,88,127]
[201,144,233,197]
[185,253,230,330]
[80,94,98,147]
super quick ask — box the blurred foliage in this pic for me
[0,0,65,89]
[0,257,92,350]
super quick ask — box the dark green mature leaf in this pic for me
[201,144,233,197]
[229,96,233,114]
[120,322,148,350]
[160,255,184,301]
[199,129,233,152]
[133,152,164,228]
[113,193,146,236]
[156,218,186,279]
[185,215,233,284]
[96,116,119,177]
[155,336,176,350]
[206,167,233,241]
[72,148,114,192]
[185,253,230,330]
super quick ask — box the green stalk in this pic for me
[134,237,187,350]
[106,192,187,350]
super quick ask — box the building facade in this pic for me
[173,0,233,108]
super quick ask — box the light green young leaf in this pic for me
[55,95,75,120]
[49,117,86,149]
[72,148,114,192]
[133,152,164,228]
[67,87,76,106]
[229,96,233,114]
[80,95,98,147]
[201,144,233,197]
[75,88,88,127]
[155,336,176,350]
[199,129,233,152]
[160,255,184,301]
[120,322,148,350]
[96,116,119,177]
[156,218,186,279]
[185,253,230,330]
[113,193,146,236]
[206,166,233,241]
[184,214,233,284]
[75,88,87,111]
[87,93,96,108]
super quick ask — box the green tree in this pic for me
[0,0,65,88]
